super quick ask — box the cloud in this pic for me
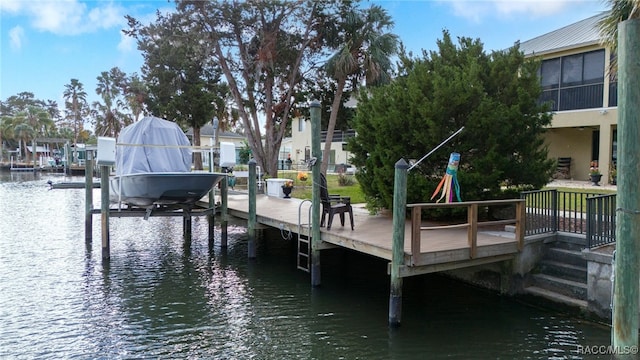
[0,0,24,13]
[4,0,127,36]
[117,31,135,52]
[446,0,579,22]
[9,25,25,50]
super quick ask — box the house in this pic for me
[520,12,616,184]
[186,124,246,166]
[280,116,355,172]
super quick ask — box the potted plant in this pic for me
[297,171,308,182]
[281,179,294,198]
[589,160,602,186]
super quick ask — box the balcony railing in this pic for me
[539,83,604,111]
[609,81,618,107]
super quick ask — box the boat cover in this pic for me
[115,116,192,176]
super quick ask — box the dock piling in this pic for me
[310,100,322,287]
[248,159,257,258]
[208,153,215,250]
[100,165,110,261]
[85,151,93,243]
[612,19,640,351]
[389,159,409,326]
[221,175,228,248]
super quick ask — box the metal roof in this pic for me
[186,124,245,138]
[519,12,607,56]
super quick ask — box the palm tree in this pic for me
[321,4,399,174]
[21,106,54,137]
[62,79,88,147]
[94,67,129,137]
[13,123,35,162]
[125,74,147,123]
[598,0,640,73]
[0,116,10,162]
[63,79,88,164]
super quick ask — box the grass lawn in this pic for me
[268,174,617,213]
[275,172,366,203]
[529,186,617,213]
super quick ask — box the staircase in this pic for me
[524,239,588,309]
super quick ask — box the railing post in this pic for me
[411,206,421,266]
[467,203,478,258]
[552,189,559,232]
[515,200,525,251]
[389,158,408,327]
[586,197,594,248]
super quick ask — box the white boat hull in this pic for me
[109,172,225,207]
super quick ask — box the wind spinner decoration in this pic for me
[431,152,462,203]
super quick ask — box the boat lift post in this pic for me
[85,150,94,243]
[247,159,257,258]
[95,137,116,261]
[100,164,110,261]
[220,174,229,248]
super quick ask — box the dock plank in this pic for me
[225,193,519,273]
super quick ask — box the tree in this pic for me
[62,79,88,148]
[1,94,57,162]
[175,0,333,177]
[598,0,640,73]
[321,4,398,174]
[349,32,555,211]
[125,9,231,170]
[93,67,130,138]
[13,123,35,162]
[124,74,147,122]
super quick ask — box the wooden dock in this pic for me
[223,193,523,276]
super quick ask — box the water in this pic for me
[0,172,613,359]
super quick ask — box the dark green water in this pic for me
[0,172,614,359]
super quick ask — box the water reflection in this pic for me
[0,173,612,359]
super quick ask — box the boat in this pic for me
[109,116,225,207]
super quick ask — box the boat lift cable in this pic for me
[408,126,464,172]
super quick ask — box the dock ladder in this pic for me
[297,200,312,272]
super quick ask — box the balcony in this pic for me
[540,83,604,111]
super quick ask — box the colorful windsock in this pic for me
[431,152,462,203]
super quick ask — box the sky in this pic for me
[0,0,608,113]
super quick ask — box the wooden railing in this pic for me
[407,199,525,265]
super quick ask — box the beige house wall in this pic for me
[534,42,618,185]
[283,117,353,171]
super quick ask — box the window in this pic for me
[538,49,605,111]
[540,58,560,89]
[584,51,605,83]
[561,54,583,86]
[298,118,305,132]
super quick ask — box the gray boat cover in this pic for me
[115,116,192,176]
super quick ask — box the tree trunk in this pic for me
[321,77,346,175]
[193,126,203,170]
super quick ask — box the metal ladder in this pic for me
[297,200,312,272]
